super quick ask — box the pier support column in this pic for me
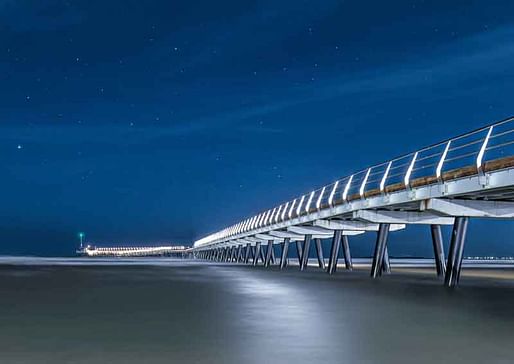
[315,238,325,270]
[327,230,341,274]
[280,238,290,269]
[444,217,469,288]
[270,245,276,264]
[244,243,251,263]
[265,240,273,267]
[382,248,391,274]
[259,243,265,264]
[253,242,261,266]
[371,223,390,278]
[300,234,312,271]
[236,245,243,262]
[431,224,446,277]
[295,241,304,266]
[249,246,255,263]
[342,235,353,270]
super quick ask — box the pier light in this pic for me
[78,232,85,249]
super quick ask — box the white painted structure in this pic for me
[81,245,187,257]
[192,117,514,287]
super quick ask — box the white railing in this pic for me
[195,116,514,248]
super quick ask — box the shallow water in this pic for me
[1,259,514,363]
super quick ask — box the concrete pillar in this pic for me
[371,223,390,278]
[431,224,446,277]
[341,235,353,270]
[444,217,469,288]
[327,230,342,274]
[300,234,312,271]
[280,238,290,269]
[315,238,325,270]
[265,240,273,267]
[270,244,276,264]
[253,242,261,266]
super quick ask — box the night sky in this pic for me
[2,0,514,256]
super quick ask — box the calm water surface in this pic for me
[1,259,514,363]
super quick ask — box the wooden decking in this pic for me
[301,155,514,213]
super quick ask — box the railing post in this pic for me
[359,168,371,198]
[436,141,451,182]
[404,152,418,188]
[477,126,493,176]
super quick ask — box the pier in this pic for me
[191,117,514,287]
[80,245,188,257]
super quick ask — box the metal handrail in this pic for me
[195,116,514,247]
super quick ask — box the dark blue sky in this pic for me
[1,0,514,256]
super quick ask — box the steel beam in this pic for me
[370,223,390,278]
[259,244,265,263]
[300,234,312,271]
[327,230,341,274]
[341,235,353,270]
[313,219,405,232]
[268,231,305,240]
[295,241,303,265]
[255,233,280,242]
[444,217,469,288]
[430,224,446,277]
[253,242,261,266]
[425,199,514,218]
[382,248,391,274]
[280,238,290,269]
[354,210,454,225]
[288,226,334,236]
[244,243,251,263]
[265,240,273,267]
[315,238,325,269]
